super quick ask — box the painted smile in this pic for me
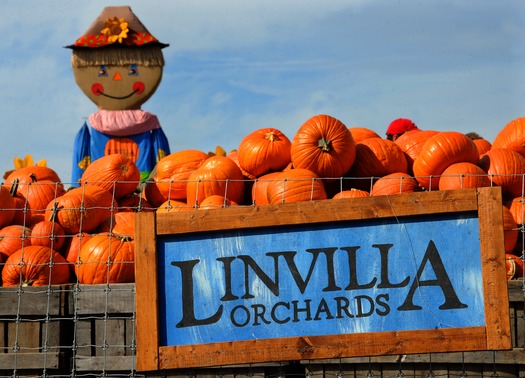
[91,82,146,99]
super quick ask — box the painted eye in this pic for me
[98,65,108,77]
[128,64,139,76]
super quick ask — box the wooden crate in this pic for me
[67,283,136,372]
[0,285,66,374]
[0,280,522,376]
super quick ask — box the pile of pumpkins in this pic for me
[1,114,524,287]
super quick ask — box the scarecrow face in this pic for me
[73,63,163,110]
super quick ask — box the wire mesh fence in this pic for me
[0,174,523,377]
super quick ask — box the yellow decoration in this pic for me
[77,156,91,171]
[14,154,46,169]
[101,17,129,44]
[4,154,47,179]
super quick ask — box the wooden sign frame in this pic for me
[135,187,511,371]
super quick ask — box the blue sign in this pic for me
[158,213,484,347]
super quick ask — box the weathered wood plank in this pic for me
[156,189,480,235]
[135,211,160,371]
[68,283,135,314]
[0,352,60,369]
[158,327,489,369]
[73,355,135,371]
[507,280,524,302]
[74,319,93,356]
[477,187,512,350]
[0,286,64,316]
[309,347,525,365]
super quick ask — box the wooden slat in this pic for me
[310,348,525,365]
[73,355,135,371]
[477,187,512,350]
[156,189,480,235]
[135,211,160,371]
[507,280,524,302]
[74,320,93,356]
[158,326,488,369]
[95,319,126,356]
[0,286,64,316]
[68,283,135,314]
[0,352,60,369]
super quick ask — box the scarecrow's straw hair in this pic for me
[71,46,165,68]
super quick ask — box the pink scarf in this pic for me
[89,110,161,136]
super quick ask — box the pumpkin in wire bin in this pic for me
[478,148,525,201]
[291,114,356,178]
[45,185,116,235]
[371,172,419,196]
[492,116,525,158]
[266,168,327,204]
[237,127,292,179]
[80,153,140,200]
[186,156,245,207]
[0,225,32,260]
[412,131,479,191]
[75,233,135,284]
[2,246,70,287]
[437,162,491,191]
[154,149,209,200]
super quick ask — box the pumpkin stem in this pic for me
[48,202,59,223]
[265,132,277,142]
[318,137,333,152]
[10,178,19,197]
[29,173,37,183]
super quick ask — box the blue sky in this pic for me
[1,0,524,184]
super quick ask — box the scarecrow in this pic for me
[67,6,170,185]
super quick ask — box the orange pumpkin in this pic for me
[2,246,70,287]
[30,219,66,252]
[237,128,292,179]
[348,138,408,179]
[506,254,524,280]
[98,212,135,239]
[371,172,419,196]
[80,154,140,200]
[348,127,381,144]
[0,185,16,229]
[142,179,168,208]
[291,114,356,178]
[266,169,327,204]
[4,166,63,193]
[412,131,479,191]
[45,185,116,234]
[15,177,66,222]
[0,225,32,260]
[478,148,525,200]
[186,156,245,206]
[155,150,209,200]
[438,162,491,191]
[251,171,283,205]
[507,197,525,226]
[63,232,93,271]
[502,205,518,254]
[117,193,154,212]
[395,130,439,174]
[75,233,135,284]
[8,183,28,226]
[198,195,237,209]
[157,200,194,213]
[332,189,370,199]
[472,138,492,157]
[492,117,525,158]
